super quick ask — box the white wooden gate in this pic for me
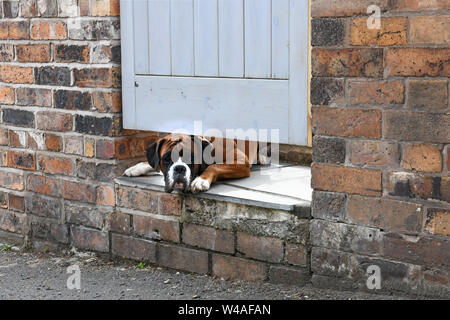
[120,0,309,145]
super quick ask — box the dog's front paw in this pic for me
[190,177,210,193]
[123,162,153,177]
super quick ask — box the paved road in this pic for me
[0,246,411,300]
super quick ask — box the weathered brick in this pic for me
[9,130,27,148]
[38,156,73,175]
[386,171,449,202]
[133,214,180,243]
[311,18,345,46]
[37,0,58,17]
[75,115,115,136]
[116,186,158,213]
[64,136,83,155]
[0,44,14,62]
[312,107,382,138]
[16,44,51,62]
[71,226,109,252]
[0,170,24,191]
[402,143,443,173]
[347,195,423,233]
[284,243,307,267]
[37,112,73,132]
[65,201,111,229]
[351,17,407,46]
[3,109,34,128]
[311,0,389,17]
[391,0,450,11]
[410,16,450,44]
[386,49,450,77]
[237,232,283,263]
[31,21,66,40]
[0,210,25,233]
[311,219,382,256]
[54,90,92,110]
[312,136,345,164]
[85,139,95,158]
[0,21,29,40]
[26,174,59,197]
[73,68,112,88]
[8,194,24,212]
[3,150,36,170]
[182,223,234,254]
[385,111,450,144]
[92,0,120,16]
[158,243,209,274]
[111,233,156,262]
[382,232,450,268]
[312,163,382,196]
[28,132,46,150]
[35,67,71,86]
[108,212,131,234]
[350,140,399,166]
[408,80,448,112]
[45,134,62,152]
[96,185,115,206]
[158,194,182,216]
[95,140,115,159]
[62,180,96,203]
[425,208,449,237]
[212,254,266,281]
[310,78,344,105]
[25,194,61,219]
[268,266,309,286]
[312,48,383,77]
[0,128,8,146]
[68,19,120,40]
[0,192,7,209]
[92,91,122,113]
[80,0,90,15]
[19,0,38,17]
[16,88,52,107]
[54,44,90,63]
[76,160,116,182]
[0,65,33,84]
[3,0,19,18]
[0,86,14,104]
[312,191,346,222]
[58,0,78,17]
[349,80,405,105]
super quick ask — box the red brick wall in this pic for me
[311,0,449,296]
[0,0,158,248]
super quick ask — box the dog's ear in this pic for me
[146,138,165,171]
[192,136,214,175]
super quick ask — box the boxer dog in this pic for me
[123,134,270,193]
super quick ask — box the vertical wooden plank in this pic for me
[244,0,271,78]
[120,0,136,128]
[218,0,244,77]
[288,0,309,145]
[148,0,171,75]
[133,0,149,74]
[194,0,218,76]
[171,0,195,76]
[272,0,289,79]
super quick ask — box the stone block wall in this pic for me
[310,0,449,297]
[0,0,158,249]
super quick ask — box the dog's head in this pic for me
[146,134,213,193]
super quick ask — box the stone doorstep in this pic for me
[114,164,312,215]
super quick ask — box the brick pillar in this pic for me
[0,0,156,250]
[310,0,449,296]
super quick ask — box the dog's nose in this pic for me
[173,165,186,174]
